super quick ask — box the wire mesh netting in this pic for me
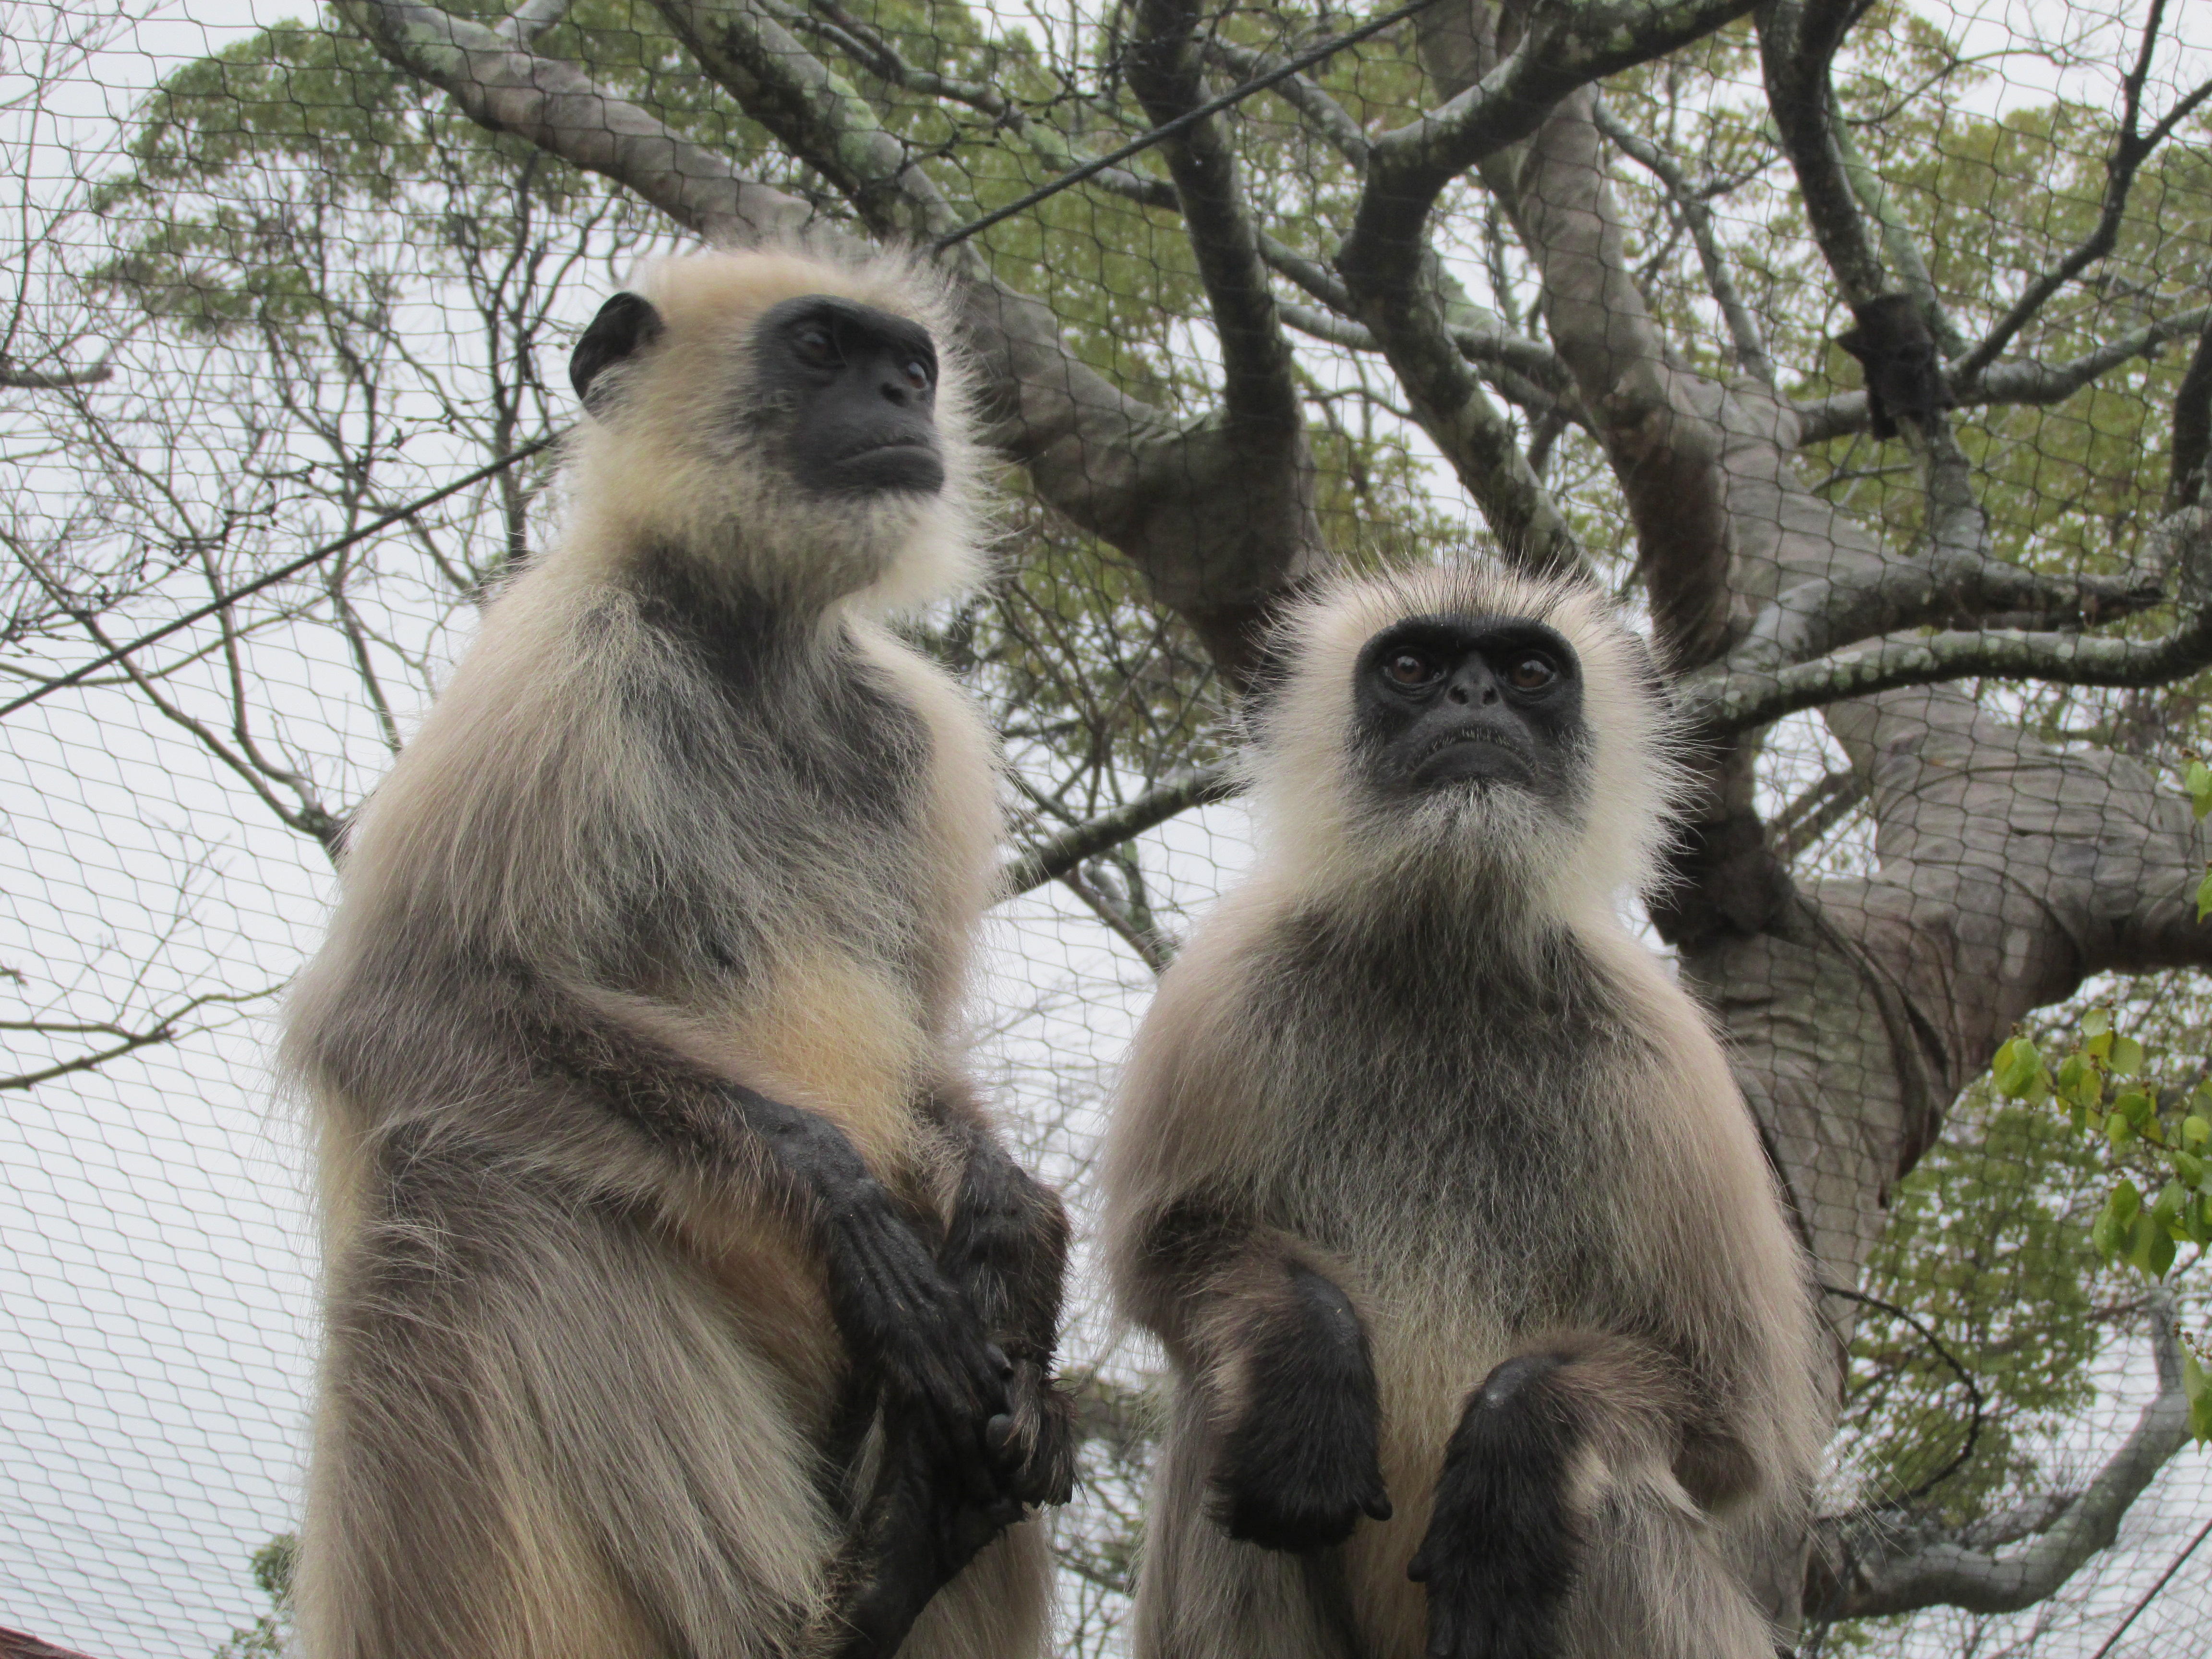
[2,0,2210,1654]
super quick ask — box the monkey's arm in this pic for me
[823,1098,1078,1659]
[1129,1196,1392,1550]
[529,992,1012,1468]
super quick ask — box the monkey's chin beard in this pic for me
[1365,781,1579,903]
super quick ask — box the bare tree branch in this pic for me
[1591,95,1775,385]
[1349,0,1761,260]
[1690,605,2212,741]
[1004,763,1234,895]
[1,986,283,1092]
[1757,0,1884,302]
[1957,0,2212,379]
[1205,36,1371,167]
[1124,0,1312,461]
[0,358,112,390]
[1806,1299,2197,1618]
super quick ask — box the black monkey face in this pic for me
[1350,614,1588,812]
[750,295,945,498]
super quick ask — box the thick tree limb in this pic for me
[1483,84,1739,663]
[647,0,955,239]
[1726,549,2166,681]
[2169,312,2212,512]
[1805,1302,2196,1618]
[1688,610,2212,740]
[1346,0,1760,264]
[493,0,573,45]
[1757,0,1883,301]
[1124,0,1312,453]
[333,0,823,242]
[1796,305,2212,446]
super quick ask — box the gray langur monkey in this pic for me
[1102,564,1826,1659]
[284,248,1075,1659]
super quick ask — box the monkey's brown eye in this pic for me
[1385,652,1435,686]
[901,358,931,391]
[794,324,838,366]
[1507,654,1556,690]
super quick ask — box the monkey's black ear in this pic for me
[571,292,665,406]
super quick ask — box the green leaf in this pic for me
[2188,1191,2212,1248]
[2092,1201,2125,1259]
[2126,1211,2175,1278]
[2187,758,2212,817]
[2081,1007,2113,1039]
[2112,1179,2143,1225]
[2176,1149,2206,1189]
[2152,1181,2188,1235]
[2186,1352,2212,1443]
[2117,1089,2155,1127]
[2110,1036,2146,1077]
[2109,1111,2139,1147]
[2149,1228,2178,1279]
[1993,1036,2044,1097]
[2196,864,2212,923]
[2056,1053,2102,1108]
[2185,1114,2212,1149]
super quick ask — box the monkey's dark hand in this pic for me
[819,1190,1014,1495]
[835,1396,1026,1659]
[1209,1264,1391,1550]
[986,1358,1078,1508]
[938,1141,1078,1507]
[1408,1355,1581,1659]
[730,1076,1010,1485]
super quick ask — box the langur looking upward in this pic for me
[1104,563,1825,1659]
[286,247,1074,1659]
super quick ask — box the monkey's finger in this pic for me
[1363,1487,1394,1522]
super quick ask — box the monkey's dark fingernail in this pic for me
[1408,1557,1430,1583]
[1367,1493,1394,1521]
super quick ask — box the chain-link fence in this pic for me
[2,0,2210,1654]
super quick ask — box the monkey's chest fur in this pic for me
[608,572,949,1003]
[1242,903,1659,1337]
[1228,904,1682,1651]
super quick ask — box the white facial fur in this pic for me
[1243,562,1689,917]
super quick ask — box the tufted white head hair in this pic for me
[1242,561,1690,918]
[559,245,989,616]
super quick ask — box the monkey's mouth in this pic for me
[824,438,945,496]
[1408,731,1533,791]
